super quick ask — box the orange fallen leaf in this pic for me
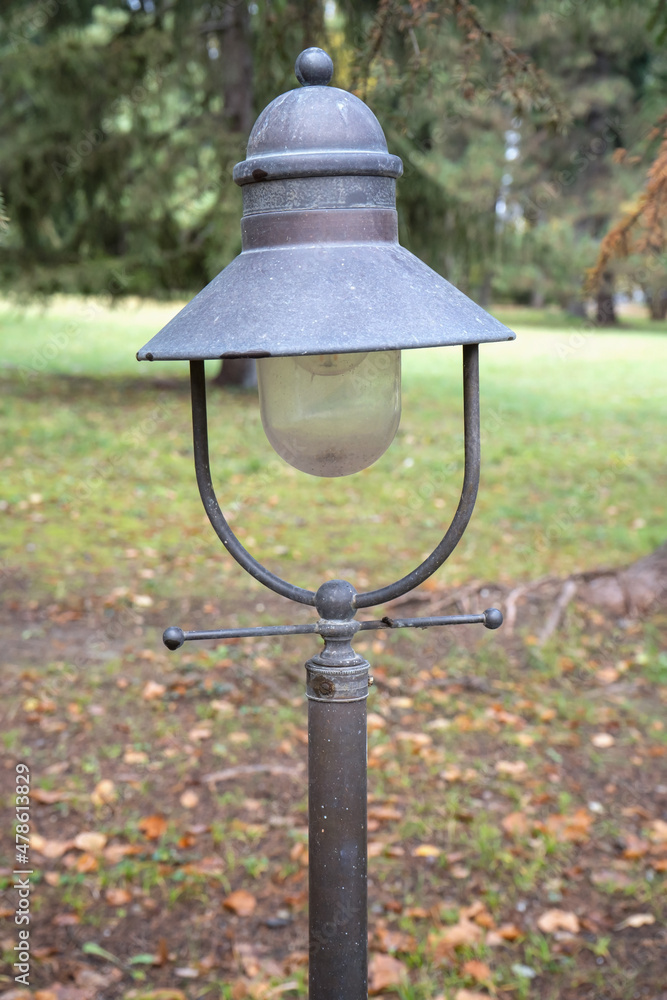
[138,814,168,839]
[412,844,441,858]
[30,834,71,858]
[105,887,132,906]
[223,889,257,917]
[623,834,649,859]
[501,812,529,837]
[74,852,98,873]
[104,843,143,864]
[30,788,68,804]
[91,778,117,806]
[462,958,492,982]
[497,922,522,940]
[368,806,402,822]
[142,680,166,700]
[430,920,484,961]
[73,831,108,853]
[368,953,408,994]
[537,909,580,934]
[543,809,592,843]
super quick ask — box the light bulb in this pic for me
[257,350,401,477]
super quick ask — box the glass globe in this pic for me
[257,350,401,477]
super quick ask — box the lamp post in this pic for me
[137,47,514,1000]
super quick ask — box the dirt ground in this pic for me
[1,577,666,1000]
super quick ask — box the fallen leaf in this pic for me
[591,732,615,748]
[455,991,492,1000]
[412,844,441,858]
[74,852,98,873]
[368,805,402,822]
[543,809,593,843]
[189,726,213,741]
[368,953,408,994]
[180,789,199,809]
[105,888,132,906]
[142,680,166,701]
[124,750,149,764]
[623,834,649,859]
[138,814,168,839]
[649,818,667,843]
[91,779,117,806]
[367,712,387,732]
[462,958,492,982]
[104,843,143,864]
[223,889,257,917]
[73,831,107,853]
[616,913,655,930]
[430,920,484,960]
[495,760,527,778]
[30,788,68,804]
[498,922,522,940]
[30,834,71,858]
[374,926,415,954]
[396,731,432,748]
[537,909,580,934]
[501,812,529,837]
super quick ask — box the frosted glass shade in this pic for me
[257,351,401,477]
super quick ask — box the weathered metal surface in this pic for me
[137,47,514,363]
[308,694,368,1000]
[162,609,504,650]
[185,348,482,608]
[356,343,481,607]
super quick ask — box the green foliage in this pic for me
[1,1,666,312]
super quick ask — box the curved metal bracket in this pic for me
[189,360,316,606]
[355,343,481,608]
[189,342,480,610]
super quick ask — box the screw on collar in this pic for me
[295,47,334,87]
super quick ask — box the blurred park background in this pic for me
[1,3,666,1000]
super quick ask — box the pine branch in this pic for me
[586,113,667,292]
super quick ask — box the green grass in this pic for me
[1,297,665,605]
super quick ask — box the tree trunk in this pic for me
[211,2,256,391]
[595,269,618,326]
[649,288,667,320]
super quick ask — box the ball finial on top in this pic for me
[295,47,334,87]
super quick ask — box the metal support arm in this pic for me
[187,342,482,613]
[163,608,502,650]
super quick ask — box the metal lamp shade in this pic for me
[137,237,514,362]
[137,48,514,364]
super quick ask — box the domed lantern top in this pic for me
[233,47,402,186]
[137,48,514,362]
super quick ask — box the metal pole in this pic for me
[304,582,370,1000]
[308,694,368,999]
